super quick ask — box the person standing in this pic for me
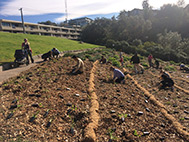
[71,55,84,75]
[148,54,153,68]
[22,38,34,64]
[110,66,125,84]
[130,53,140,74]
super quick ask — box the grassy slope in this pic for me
[0,32,101,63]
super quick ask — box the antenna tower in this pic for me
[65,0,68,23]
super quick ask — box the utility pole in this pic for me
[65,0,68,23]
[19,8,26,34]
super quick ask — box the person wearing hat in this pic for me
[21,38,34,64]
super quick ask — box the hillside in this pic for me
[0,48,188,141]
[0,32,101,63]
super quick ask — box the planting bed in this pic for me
[94,63,188,141]
[129,67,189,134]
[0,48,188,141]
[0,57,92,141]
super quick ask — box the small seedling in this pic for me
[29,111,40,122]
[107,128,118,141]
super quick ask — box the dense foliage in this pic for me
[81,2,189,63]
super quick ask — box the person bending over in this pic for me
[110,66,125,84]
[51,48,60,58]
[72,55,84,75]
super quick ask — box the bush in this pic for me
[164,66,176,71]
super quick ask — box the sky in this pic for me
[0,0,189,23]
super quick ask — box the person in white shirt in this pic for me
[72,55,84,75]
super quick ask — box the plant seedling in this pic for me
[29,111,40,122]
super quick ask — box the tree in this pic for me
[177,0,186,7]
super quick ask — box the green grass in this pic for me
[0,32,102,63]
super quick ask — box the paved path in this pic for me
[0,57,43,85]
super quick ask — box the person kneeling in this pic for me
[159,74,174,91]
[72,55,84,75]
[110,66,125,84]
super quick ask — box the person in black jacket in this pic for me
[159,71,174,91]
[130,53,143,74]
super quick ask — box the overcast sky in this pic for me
[0,0,189,23]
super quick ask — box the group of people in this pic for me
[100,52,175,91]
[21,38,60,64]
[41,48,60,61]
[148,54,159,69]
[21,39,174,91]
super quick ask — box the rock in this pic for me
[173,111,179,114]
[173,104,177,107]
[80,99,85,101]
[120,105,124,108]
[184,105,188,109]
[29,94,35,97]
[161,124,165,128]
[75,94,80,97]
[145,100,148,103]
[184,110,189,114]
[31,104,39,107]
[36,94,41,97]
[26,77,31,81]
[117,93,121,96]
[164,97,168,100]
[127,114,131,117]
[117,90,120,92]
[131,94,135,97]
[121,117,125,122]
[184,117,189,120]
[160,137,165,141]
[146,108,150,112]
[114,96,118,99]
[103,96,107,99]
[110,110,116,114]
[66,103,72,107]
[121,130,126,136]
[138,111,143,115]
[67,109,72,114]
[112,115,117,118]
[57,88,61,90]
[12,99,18,104]
[127,100,131,103]
[112,128,116,132]
[59,95,64,99]
[143,132,150,135]
[66,88,71,91]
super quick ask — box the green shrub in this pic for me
[164,66,176,71]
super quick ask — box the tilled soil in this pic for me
[94,63,187,142]
[0,56,188,141]
[128,67,189,133]
[0,57,92,141]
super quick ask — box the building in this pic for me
[68,17,93,27]
[0,19,81,40]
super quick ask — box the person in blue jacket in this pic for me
[110,66,125,84]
